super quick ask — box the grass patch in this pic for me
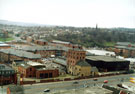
[0,37,14,42]
[104,42,115,47]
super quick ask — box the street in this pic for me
[0,73,135,94]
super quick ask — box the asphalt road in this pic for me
[23,73,135,94]
[1,73,135,94]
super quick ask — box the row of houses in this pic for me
[26,36,82,49]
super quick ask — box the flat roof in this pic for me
[86,56,127,62]
[86,49,115,56]
[52,40,70,44]
[27,61,44,66]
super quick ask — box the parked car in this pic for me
[73,81,79,84]
[44,88,50,92]
[84,84,89,88]
[93,78,98,81]
[104,80,108,83]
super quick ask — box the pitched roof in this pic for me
[0,49,41,59]
[91,67,98,72]
[76,60,90,66]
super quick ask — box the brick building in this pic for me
[67,49,86,74]
[34,39,48,45]
[50,40,82,49]
[0,64,17,85]
[0,49,41,63]
[0,41,11,49]
[70,60,91,77]
[114,46,135,58]
[67,49,86,66]
[21,45,70,58]
[17,61,59,79]
[113,42,135,58]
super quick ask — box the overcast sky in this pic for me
[0,0,135,28]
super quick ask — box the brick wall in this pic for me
[0,46,11,49]
[0,52,41,63]
[0,74,17,85]
[34,40,48,46]
[67,50,86,66]
[36,69,59,79]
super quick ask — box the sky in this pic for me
[0,0,135,28]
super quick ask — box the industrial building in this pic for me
[86,56,130,72]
